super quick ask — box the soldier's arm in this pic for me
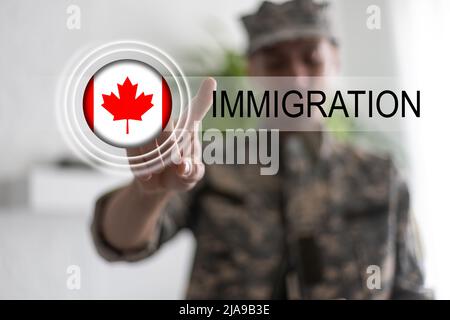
[99,180,174,254]
[391,180,433,299]
[91,179,198,262]
[90,78,216,262]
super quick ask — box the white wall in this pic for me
[390,0,450,299]
[0,209,195,299]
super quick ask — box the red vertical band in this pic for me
[161,77,172,130]
[83,77,94,131]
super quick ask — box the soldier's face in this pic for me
[247,37,339,131]
[247,37,340,80]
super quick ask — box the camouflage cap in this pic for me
[241,0,338,55]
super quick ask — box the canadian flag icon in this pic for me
[83,60,172,148]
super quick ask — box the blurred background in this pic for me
[0,0,449,299]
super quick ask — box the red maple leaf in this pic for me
[101,77,154,134]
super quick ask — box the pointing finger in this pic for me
[190,77,217,123]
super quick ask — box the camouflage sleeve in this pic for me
[90,186,196,263]
[391,180,434,299]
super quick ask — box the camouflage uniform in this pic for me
[91,133,432,299]
[91,0,432,299]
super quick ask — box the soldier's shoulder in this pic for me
[332,141,395,179]
[328,142,400,215]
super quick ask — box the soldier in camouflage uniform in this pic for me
[91,0,432,299]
